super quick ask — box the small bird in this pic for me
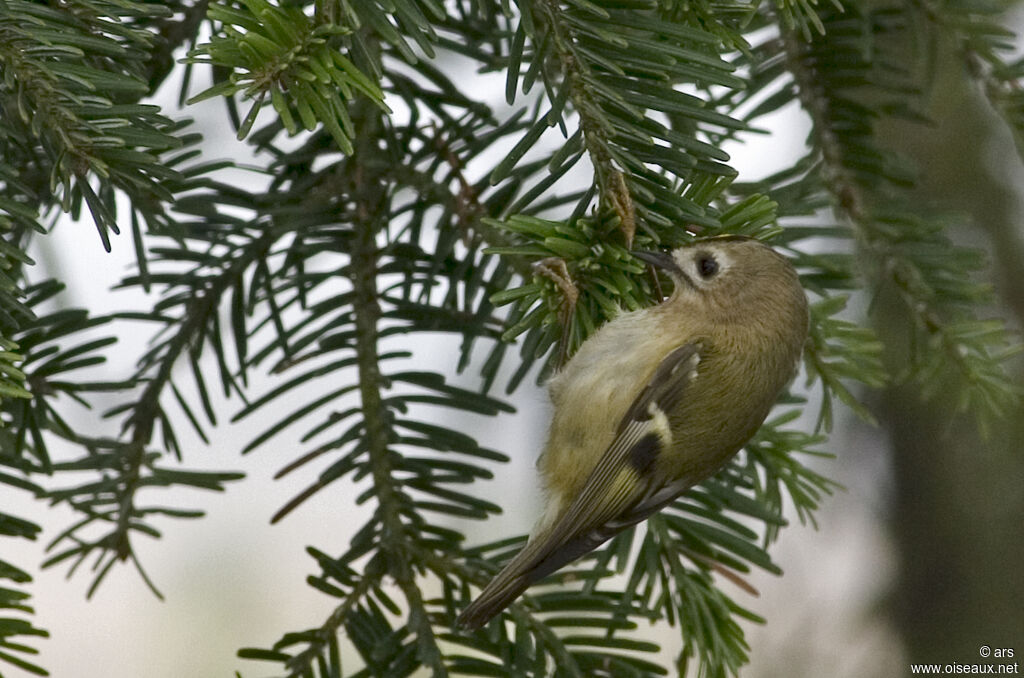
[456,235,809,630]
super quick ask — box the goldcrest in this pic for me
[458,235,809,629]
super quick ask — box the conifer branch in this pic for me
[531,0,637,241]
[349,100,447,675]
[779,10,1019,427]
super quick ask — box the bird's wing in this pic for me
[526,341,702,574]
[457,342,702,629]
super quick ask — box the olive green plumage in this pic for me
[457,236,809,629]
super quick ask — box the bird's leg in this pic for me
[532,256,578,366]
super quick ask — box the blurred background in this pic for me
[4,10,1024,678]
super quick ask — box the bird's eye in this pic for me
[696,253,719,279]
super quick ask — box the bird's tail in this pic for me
[455,568,533,630]
[457,524,568,629]
[456,521,611,629]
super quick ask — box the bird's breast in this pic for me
[539,308,685,502]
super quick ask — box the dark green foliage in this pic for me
[0,1,1020,677]
[0,491,48,677]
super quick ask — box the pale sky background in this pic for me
[8,17,1008,676]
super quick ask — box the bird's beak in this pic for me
[633,250,694,290]
[632,250,678,273]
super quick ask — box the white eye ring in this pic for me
[684,247,731,284]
